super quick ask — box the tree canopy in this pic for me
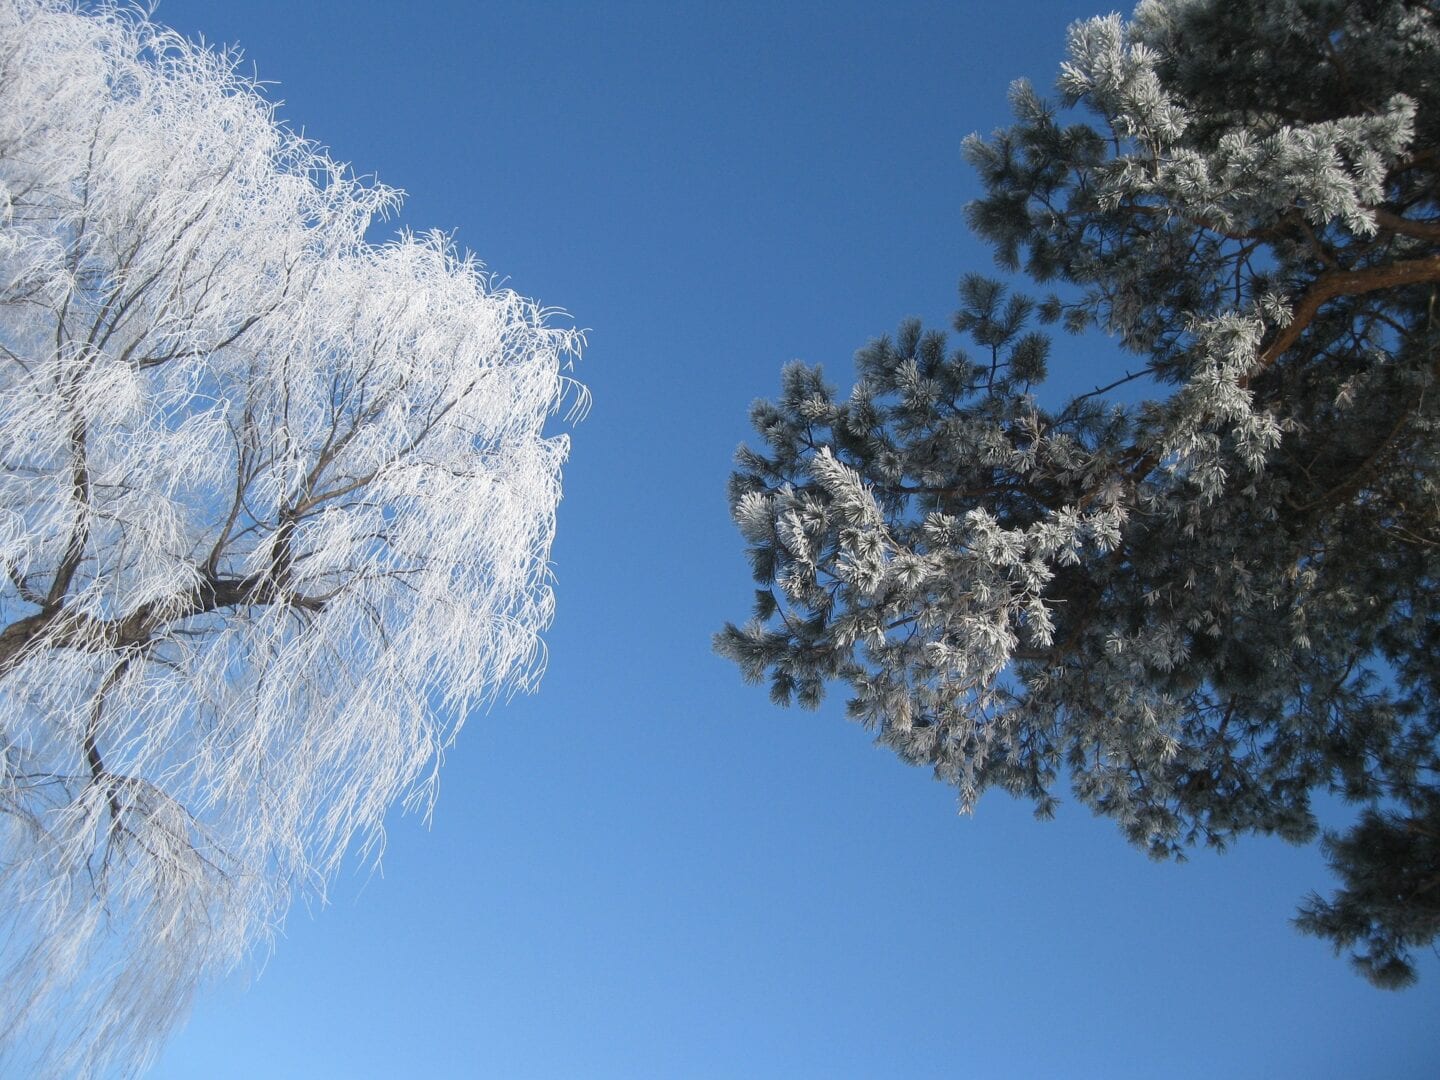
[718,0,1440,988]
[0,1,581,1072]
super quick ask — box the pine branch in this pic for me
[1244,255,1440,387]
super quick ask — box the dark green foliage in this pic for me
[718,0,1440,986]
[1296,795,1440,989]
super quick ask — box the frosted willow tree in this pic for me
[719,0,1440,987]
[0,1,582,1073]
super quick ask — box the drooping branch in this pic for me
[0,2,579,1070]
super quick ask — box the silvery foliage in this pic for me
[719,0,1439,987]
[0,1,582,1072]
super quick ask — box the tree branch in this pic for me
[1374,209,1440,244]
[45,409,91,608]
[1242,255,1440,388]
[0,565,326,678]
[85,656,134,824]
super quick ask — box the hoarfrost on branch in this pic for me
[0,1,583,1072]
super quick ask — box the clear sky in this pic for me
[146,2,1439,1077]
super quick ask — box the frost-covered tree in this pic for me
[0,1,582,1072]
[718,0,1439,988]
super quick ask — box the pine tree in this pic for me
[718,0,1440,987]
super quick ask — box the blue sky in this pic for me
[147,2,1439,1077]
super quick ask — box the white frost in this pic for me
[0,2,583,1074]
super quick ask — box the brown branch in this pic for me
[1241,255,1440,389]
[1081,257,1440,503]
[1374,209,1440,244]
